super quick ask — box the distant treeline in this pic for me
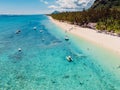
[51,8,120,35]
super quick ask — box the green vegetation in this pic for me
[50,0,120,36]
[91,0,120,10]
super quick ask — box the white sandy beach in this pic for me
[49,16,120,55]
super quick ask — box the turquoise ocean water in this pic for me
[0,15,120,90]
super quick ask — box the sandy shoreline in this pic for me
[49,16,120,55]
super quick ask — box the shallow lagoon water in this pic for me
[0,15,120,90]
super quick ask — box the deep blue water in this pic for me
[0,15,120,90]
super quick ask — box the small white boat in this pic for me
[66,56,73,62]
[65,36,69,41]
[15,30,21,34]
[33,27,37,30]
[40,30,43,33]
[18,48,22,52]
